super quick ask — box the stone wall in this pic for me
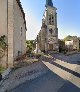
[13,0,26,60]
[37,5,59,52]
[7,0,14,67]
[0,0,7,37]
[0,0,26,68]
[0,0,8,68]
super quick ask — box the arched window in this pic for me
[49,29,53,34]
[48,14,54,25]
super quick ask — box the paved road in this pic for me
[1,53,80,92]
[9,70,80,92]
[51,53,80,65]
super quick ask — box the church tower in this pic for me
[42,0,59,52]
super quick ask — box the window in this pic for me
[48,14,54,25]
[49,29,53,34]
[21,27,22,36]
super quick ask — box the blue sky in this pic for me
[20,0,80,40]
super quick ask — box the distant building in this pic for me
[78,37,80,50]
[65,36,79,51]
[36,0,59,53]
[0,0,27,67]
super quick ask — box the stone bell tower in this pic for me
[42,0,59,52]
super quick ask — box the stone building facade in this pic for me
[65,36,79,51]
[0,0,27,67]
[36,0,59,53]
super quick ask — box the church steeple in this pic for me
[46,0,53,7]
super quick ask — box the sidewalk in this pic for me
[0,62,49,92]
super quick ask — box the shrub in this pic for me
[0,35,7,49]
[0,67,5,73]
[0,48,4,58]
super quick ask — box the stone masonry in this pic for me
[0,0,27,68]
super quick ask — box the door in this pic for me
[49,44,53,50]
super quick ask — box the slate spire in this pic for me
[46,0,53,7]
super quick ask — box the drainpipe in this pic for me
[6,0,8,68]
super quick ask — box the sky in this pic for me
[20,0,80,40]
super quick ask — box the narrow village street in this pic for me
[10,54,80,92]
[9,53,80,92]
[0,0,80,92]
[11,54,80,92]
[0,53,80,92]
[9,69,80,92]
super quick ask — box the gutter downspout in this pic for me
[6,0,8,68]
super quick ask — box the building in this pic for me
[36,0,59,53]
[65,36,79,51]
[0,0,27,67]
[78,37,80,50]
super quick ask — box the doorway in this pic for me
[49,44,53,50]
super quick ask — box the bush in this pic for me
[0,67,5,73]
[0,48,4,58]
[0,35,7,49]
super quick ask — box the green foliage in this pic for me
[64,35,73,41]
[26,40,35,53]
[59,39,68,53]
[0,67,5,73]
[0,35,7,49]
[0,48,4,58]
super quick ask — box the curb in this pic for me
[0,68,12,86]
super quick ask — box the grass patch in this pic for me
[0,67,6,73]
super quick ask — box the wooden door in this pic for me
[49,44,53,50]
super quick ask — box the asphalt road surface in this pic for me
[51,53,80,65]
[9,70,80,92]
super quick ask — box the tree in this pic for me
[59,39,67,53]
[64,35,73,41]
[26,40,35,54]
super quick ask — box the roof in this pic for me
[46,0,53,7]
[16,0,27,30]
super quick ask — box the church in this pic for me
[0,0,27,67]
[36,0,59,53]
